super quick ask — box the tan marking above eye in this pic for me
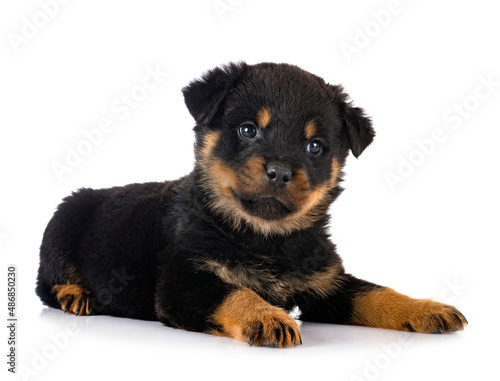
[256,107,272,128]
[304,120,317,140]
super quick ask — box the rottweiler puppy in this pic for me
[36,62,467,347]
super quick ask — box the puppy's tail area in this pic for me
[36,188,102,314]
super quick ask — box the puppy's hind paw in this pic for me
[52,284,93,316]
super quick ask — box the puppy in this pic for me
[36,62,467,347]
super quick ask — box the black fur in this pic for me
[36,62,466,346]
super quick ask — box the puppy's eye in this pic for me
[239,123,257,139]
[307,139,323,155]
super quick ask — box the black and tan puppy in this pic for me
[36,62,467,347]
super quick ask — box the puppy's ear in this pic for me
[182,62,248,126]
[329,85,375,158]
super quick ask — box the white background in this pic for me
[1,1,499,380]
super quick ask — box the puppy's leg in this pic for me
[300,274,467,333]
[211,288,301,347]
[36,189,100,316]
[348,285,467,333]
[155,262,301,347]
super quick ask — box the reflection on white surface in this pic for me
[12,301,480,381]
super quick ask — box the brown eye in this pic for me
[307,139,323,155]
[239,123,257,139]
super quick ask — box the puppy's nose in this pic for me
[266,162,292,188]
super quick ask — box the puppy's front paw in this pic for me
[211,288,301,348]
[242,310,301,348]
[351,287,468,334]
[404,300,468,334]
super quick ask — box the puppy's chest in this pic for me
[193,252,342,305]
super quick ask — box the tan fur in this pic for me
[234,156,267,194]
[304,120,317,140]
[193,257,343,301]
[197,130,222,167]
[351,288,468,333]
[211,288,301,347]
[329,159,341,188]
[256,107,272,128]
[52,284,91,316]
[212,160,239,197]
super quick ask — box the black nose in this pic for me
[266,162,292,188]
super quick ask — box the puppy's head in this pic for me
[183,62,374,236]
